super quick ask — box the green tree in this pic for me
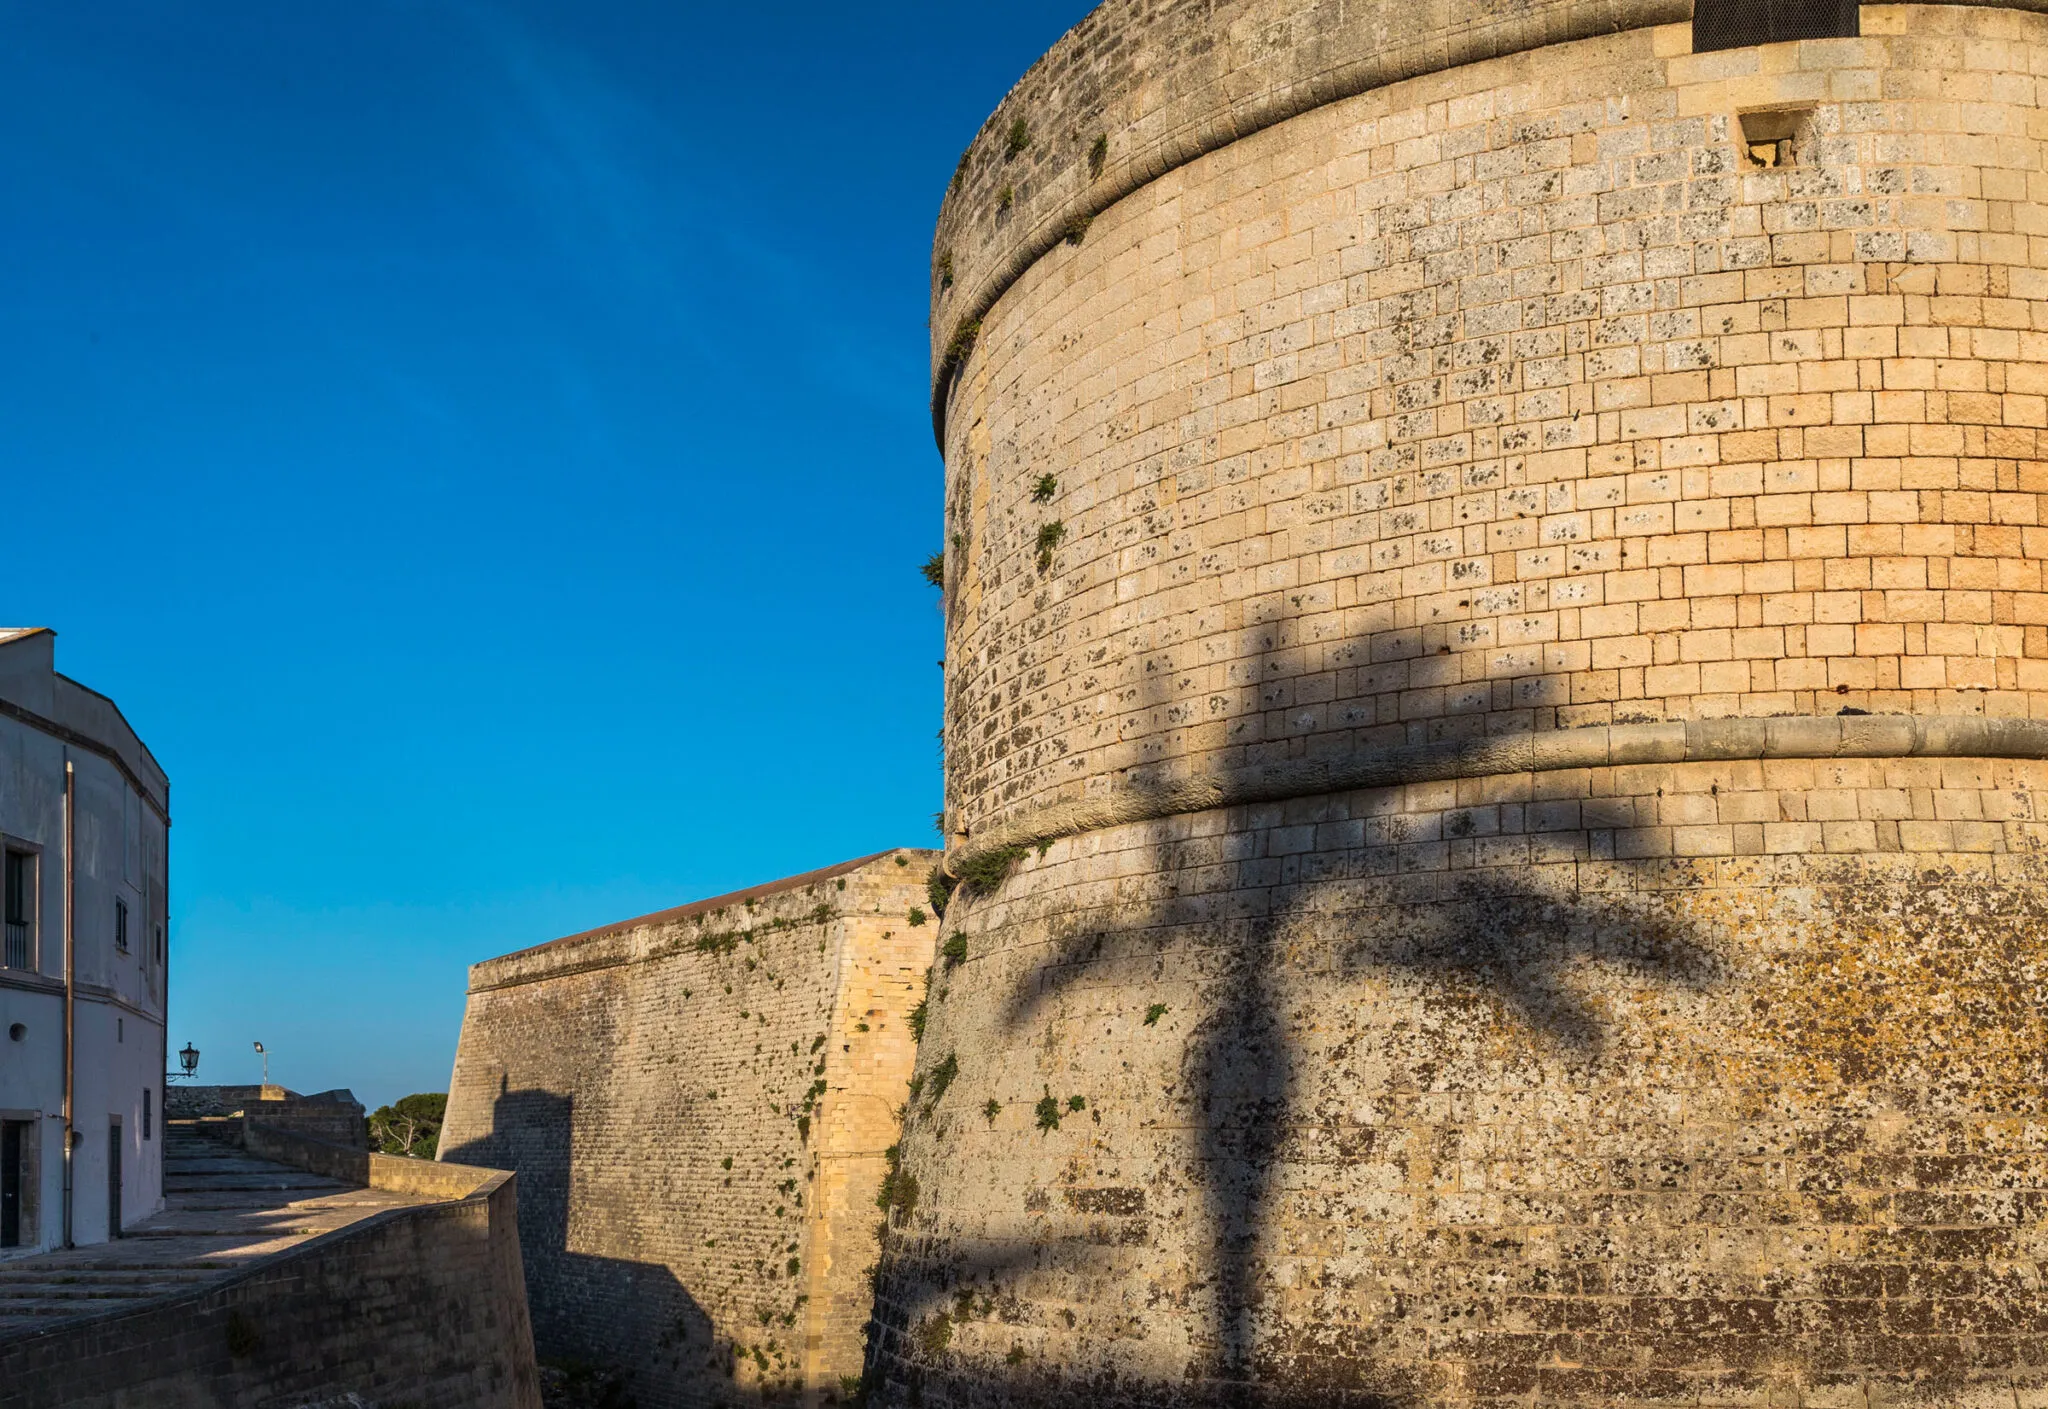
[369,1092,447,1159]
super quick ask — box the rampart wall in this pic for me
[440,850,939,1408]
[883,5,2048,1405]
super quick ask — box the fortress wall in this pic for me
[939,7,2048,851]
[929,0,1690,405]
[439,851,938,1408]
[888,7,2048,1404]
[877,758,2048,1405]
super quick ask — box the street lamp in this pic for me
[253,1041,268,1086]
[175,1043,199,1081]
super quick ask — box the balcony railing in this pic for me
[3,920,28,970]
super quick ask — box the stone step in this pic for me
[0,1270,214,1287]
[0,1303,97,1319]
[121,1227,322,1239]
[0,1269,230,1277]
[165,1179,342,1192]
[0,1285,171,1302]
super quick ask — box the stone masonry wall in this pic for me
[440,851,939,1408]
[874,757,2048,1406]
[937,6,2048,852]
[0,1165,535,1409]
[886,6,2048,1404]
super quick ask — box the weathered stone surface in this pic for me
[894,6,2048,1403]
[441,851,939,1408]
[0,1121,536,1408]
[880,763,2048,1405]
[936,8,2048,850]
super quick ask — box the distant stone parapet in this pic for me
[167,1083,367,1150]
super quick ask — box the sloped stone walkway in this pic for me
[0,1120,425,1338]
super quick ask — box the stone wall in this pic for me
[888,6,2048,1404]
[0,1138,536,1409]
[169,1084,369,1149]
[439,850,939,1408]
[937,6,2048,854]
[877,754,2048,1406]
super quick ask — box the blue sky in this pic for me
[0,1,1091,1107]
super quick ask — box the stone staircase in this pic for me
[0,1121,421,1338]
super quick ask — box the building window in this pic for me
[114,898,128,954]
[143,1088,152,1141]
[2,850,32,971]
[1694,0,1857,52]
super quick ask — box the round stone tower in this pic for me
[876,3,2048,1404]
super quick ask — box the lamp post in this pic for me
[253,1041,267,1087]
[171,1043,199,1081]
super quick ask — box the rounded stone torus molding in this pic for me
[883,2,2048,1404]
[947,712,2048,873]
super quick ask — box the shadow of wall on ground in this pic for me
[445,1084,781,1409]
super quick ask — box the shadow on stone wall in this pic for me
[870,611,1754,1406]
[445,1082,747,1408]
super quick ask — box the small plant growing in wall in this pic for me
[958,844,1027,894]
[925,1052,959,1107]
[926,865,957,919]
[908,906,928,927]
[1035,521,1065,573]
[1089,133,1108,178]
[1031,473,1057,503]
[936,249,954,290]
[921,552,945,588]
[943,316,980,367]
[1145,1003,1168,1026]
[919,1312,954,1358]
[996,183,1014,214]
[1067,1095,1086,1113]
[983,1098,1001,1123]
[908,998,928,1042]
[877,1146,921,1221]
[225,1311,261,1359]
[1034,1090,1061,1133]
[941,932,967,966]
[1005,117,1030,158]
[1061,213,1092,246]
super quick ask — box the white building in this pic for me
[0,628,168,1253]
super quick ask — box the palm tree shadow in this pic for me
[1343,866,1727,1056]
[933,608,1732,1403]
[978,857,1724,1403]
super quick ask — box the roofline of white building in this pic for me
[0,628,170,824]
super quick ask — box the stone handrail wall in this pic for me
[0,1134,538,1408]
[239,1121,508,1201]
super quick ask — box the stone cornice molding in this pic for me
[945,713,2048,875]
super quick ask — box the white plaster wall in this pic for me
[0,709,167,1250]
